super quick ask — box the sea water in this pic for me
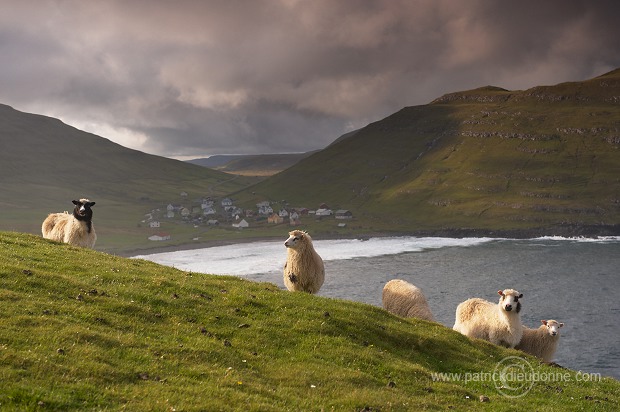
[134,236,620,379]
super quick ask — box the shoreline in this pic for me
[119,224,620,257]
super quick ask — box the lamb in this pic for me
[42,199,97,248]
[515,319,564,362]
[283,230,325,293]
[382,279,435,321]
[453,289,524,348]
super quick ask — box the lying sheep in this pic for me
[515,319,564,362]
[382,279,435,321]
[283,230,324,293]
[42,199,97,248]
[453,289,524,348]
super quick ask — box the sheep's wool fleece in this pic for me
[283,232,324,293]
[382,279,435,321]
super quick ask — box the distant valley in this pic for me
[187,152,317,176]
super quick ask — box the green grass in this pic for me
[1,231,618,411]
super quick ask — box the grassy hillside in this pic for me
[231,69,620,237]
[1,231,618,411]
[0,104,259,252]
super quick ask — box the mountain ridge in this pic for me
[230,68,620,236]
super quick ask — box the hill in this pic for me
[231,69,620,237]
[187,152,317,176]
[1,230,618,410]
[0,104,259,251]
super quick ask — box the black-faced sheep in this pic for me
[382,279,435,321]
[42,199,97,248]
[515,319,564,362]
[453,289,524,348]
[283,230,324,294]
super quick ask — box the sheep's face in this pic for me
[498,289,523,313]
[284,231,305,249]
[542,320,564,336]
[72,199,95,220]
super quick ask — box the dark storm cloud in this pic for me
[1,0,619,158]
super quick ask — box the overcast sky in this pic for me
[1,0,619,159]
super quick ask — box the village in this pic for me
[142,192,353,241]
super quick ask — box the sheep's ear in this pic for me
[541,320,548,325]
[559,323,564,328]
[88,202,96,207]
[519,293,523,298]
[497,290,504,296]
[72,200,80,205]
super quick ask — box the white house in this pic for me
[148,233,171,241]
[149,221,161,228]
[258,205,274,215]
[315,208,333,217]
[232,219,249,228]
[221,198,233,207]
[203,207,216,216]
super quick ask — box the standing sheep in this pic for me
[283,230,324,293]
[382,279,435,321]
[515,319,564,362]
[453,289,524,348]
[42,199,97,248]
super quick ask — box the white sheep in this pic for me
[42,199,97,248]
[382,279,435,321]
[283,230,324,293]
[515,319,564,362]
[453,289,524,348]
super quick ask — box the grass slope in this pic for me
[0,104,259,252]
[1,231,618,411]
[232,69,620,237]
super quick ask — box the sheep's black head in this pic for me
[72,199,95,221]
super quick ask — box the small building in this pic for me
[268,213,284,224]
[201,199,215,208]
[203,207,216,216]
[221,198,233,207]
[335,210,353,219]
[207,219,219,226]
[148,233,171,241]
[232,219,249,228]
[181,207,191,217]
[315,208,333,217]
[258,205,273,215]
[149,221,161,228]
